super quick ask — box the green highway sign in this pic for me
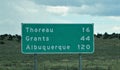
[21,23,94,54]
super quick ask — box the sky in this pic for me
[0,0,120,35]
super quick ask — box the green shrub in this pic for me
[0,41,5,44]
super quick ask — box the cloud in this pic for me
[33,0,81,6]
[33,0,120,6]
[106,16,120,21]
[113,26,120,31]
[69,4,120,16]
[0,0,120,34]
[0,0,72,34]
[0,0,49,34]
[33,0,120,16]
[46,6,69,16]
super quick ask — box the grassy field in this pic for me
[0,37,120,70]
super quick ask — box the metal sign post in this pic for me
[79,54,82,70]
[34,54,38,70]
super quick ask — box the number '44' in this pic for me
[80,36,90,41]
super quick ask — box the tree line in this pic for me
[0,34,21,42]
[0,32,120,42]
[95,32,120,39]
